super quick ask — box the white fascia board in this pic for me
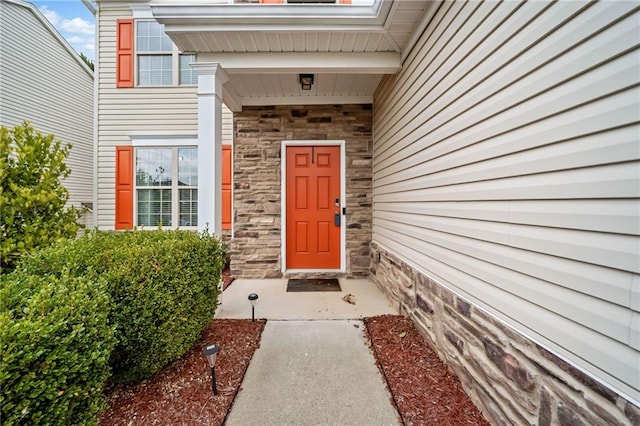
[151,0,391,27]
[241,95,372,107]
[221,84,242,113]
[81,0,97,15]
[198,52,401,75]
[164,23,384,32]
[96,0,151,9]
[130,4,153,19]
[400,0,439,62]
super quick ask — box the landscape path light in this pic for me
[248,293,258,322]
[202,344,219,396]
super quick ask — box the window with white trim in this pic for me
[135,147,198,227]
[179,54,197,85]
[135,20,197,86]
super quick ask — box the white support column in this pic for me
[192,63,228,235]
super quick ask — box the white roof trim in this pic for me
[217,83,241,113]
[400,0,439,62]
[241,95,372,107]
[151,0,390,26]
[131,4,154,19]
[197,52,401,75]
[3,0,94,77]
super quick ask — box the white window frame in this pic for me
[179,53,197,85]
[131,137,198,230]
[134,20,197,87]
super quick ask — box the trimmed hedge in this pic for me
[0,272,115,425]
[21,230,225,384]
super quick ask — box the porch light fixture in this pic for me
[248,293,259,322]
[299,74,314,90]
[202,344,220,396]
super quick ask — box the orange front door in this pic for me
[286,146,341,269]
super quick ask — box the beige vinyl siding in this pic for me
[222,104,233,146]
[373,0,640,403]
[96,7,233,229]
[0,0,93,224]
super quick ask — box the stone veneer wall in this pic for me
[370,242,640,426]
[231,105,372,279]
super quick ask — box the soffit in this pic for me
[229,73,382,106]
[147,0,431,109]
[150,0,429,54]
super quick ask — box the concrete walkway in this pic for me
[225,320,401,426]
[218,279,400,425]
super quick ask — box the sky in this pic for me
[32,0,96,61]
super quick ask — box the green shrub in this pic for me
[0,272,115,425]
[0,122,85,272]
[21,229,225,384]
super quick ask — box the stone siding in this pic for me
[231,105,372,279]
[370,242,640,426]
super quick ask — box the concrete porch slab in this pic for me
[216,278,397,320]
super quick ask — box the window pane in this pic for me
[136,20,172,52]
[134,147,198,228]
[136,21,149,51]
[138,55,172,86]
[179,189,197,227]
[136,148,172,186]
[179,54,197,85]
[137,189,172,227]
[178,148,197,186]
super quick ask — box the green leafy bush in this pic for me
[0,272,115,425]
[0,122,85,272]
[22,230,225,384]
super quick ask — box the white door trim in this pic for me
[281,140,346,274]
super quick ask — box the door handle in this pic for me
[334,212,341,226]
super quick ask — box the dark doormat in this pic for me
[287,278,341,292]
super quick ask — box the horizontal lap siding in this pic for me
[0,1,93,213]
[373,0,640,402]
[96,7,233,229]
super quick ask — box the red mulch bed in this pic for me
[100,315,488,425]
[365,315,488,425]
[100,276,488,425]
[99,319,265,426]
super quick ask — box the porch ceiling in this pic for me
[150,0,432,110]
[227,72,382,106]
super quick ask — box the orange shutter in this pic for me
[115,146,134,229]
[116,19,134,88]
[222,146,232,230]
[339,0,352,3]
